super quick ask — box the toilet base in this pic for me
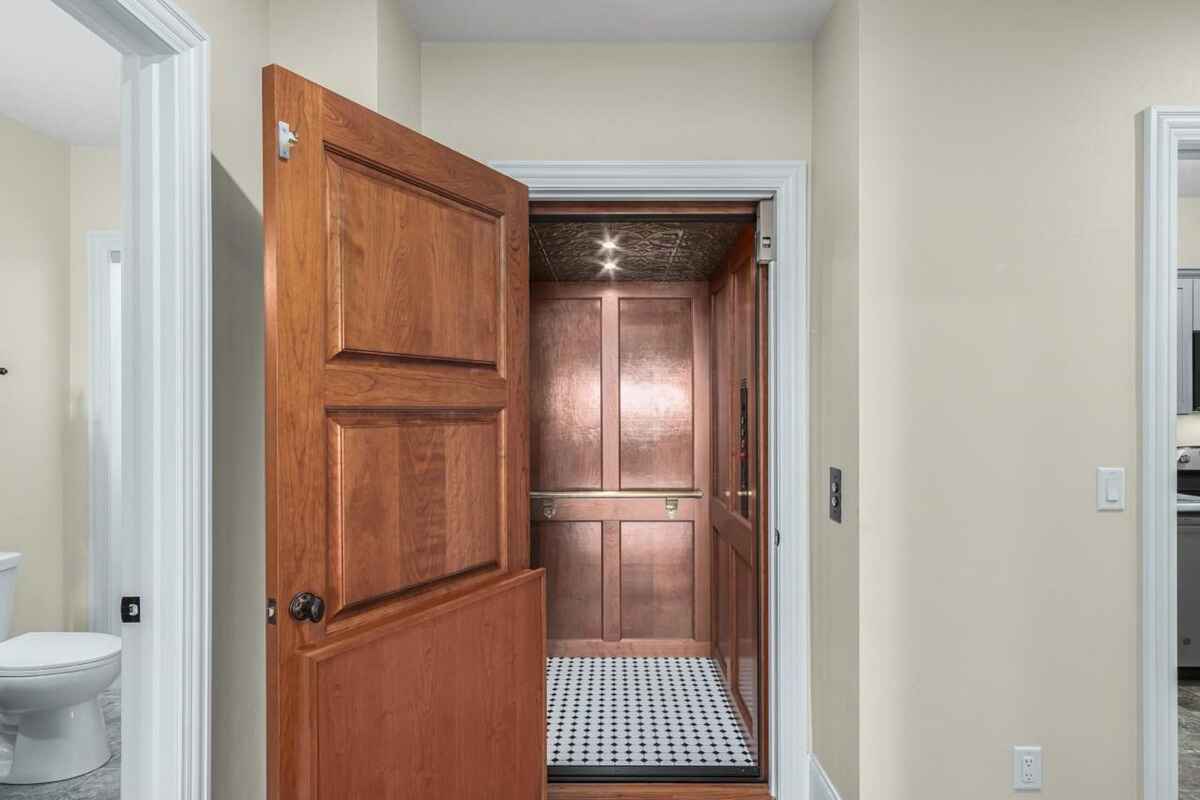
[0,698,110,784]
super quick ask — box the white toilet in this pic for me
[0,552,121,784]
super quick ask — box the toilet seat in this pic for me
[0,632,121,678]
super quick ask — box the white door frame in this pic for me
[87,230,124,637]
[52,2,212,799]
[1140,107,1200,800]
[491,160,811,799]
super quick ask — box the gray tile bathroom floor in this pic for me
[1183,681,1200,800]
[2,686,119,800]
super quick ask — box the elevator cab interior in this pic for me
[528,200,771,783]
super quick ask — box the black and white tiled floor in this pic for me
[547,656,756,774]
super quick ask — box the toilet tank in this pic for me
[0,552,21,641]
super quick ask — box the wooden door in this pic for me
[529,282,711,657]
[710,226,765,760]
[263,66,544,800]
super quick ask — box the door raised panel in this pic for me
[328,412,501,619]
[618,297,695,489]
[735,552,758,737]
[312,571,545,800]
[716,536,733,678]
[620,522,694,639]
[531,298,603,490]
[532,521,603,639]
[325,153,500,365]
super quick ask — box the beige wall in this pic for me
[0,116,69,637]
[378,0,421,128]
[810,0,859,796]
[269,0,378,109]
[857,0,1200,797]
[182,2,269,798]
[420,42,812,163]
[268,0,420,127]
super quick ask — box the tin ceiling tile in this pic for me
[531,221,748,282]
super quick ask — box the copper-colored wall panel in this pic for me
[329,414,500,616]
[735,552,759,739]
[532,522,603,640]
[528,281,713,658]
[618,298,694,489]
[530,299,603,490]
[620,522,694,639]
[326,153,499,365]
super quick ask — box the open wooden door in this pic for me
[263,66,544,800]
[710,224,767,767]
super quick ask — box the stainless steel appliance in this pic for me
[1178,447,1200,670]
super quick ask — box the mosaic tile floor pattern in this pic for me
[546,657,755,770]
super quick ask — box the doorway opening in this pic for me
[528,202,769,783]
[1140,107,1200,800]
[1180,144,1200,797]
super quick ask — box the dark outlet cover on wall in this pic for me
[121,596,142,623]
[829,467,843,523]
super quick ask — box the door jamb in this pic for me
[51,3,212,799]
[87,230,124,637]
[491,161,811,800]
[1140,107,1200,800]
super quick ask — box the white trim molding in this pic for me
[809,754,843,800]
[1140,107,1200,800]
[491,161,811,799]
[87,231,124,637]
[52,3,212,800]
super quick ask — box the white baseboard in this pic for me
[810,754,844,800]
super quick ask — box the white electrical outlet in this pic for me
[1013,745,1043,791]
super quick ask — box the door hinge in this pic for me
[775,529,781,547]
[757,198,776,264]
[266,598,277,625]
[277,121,299,160]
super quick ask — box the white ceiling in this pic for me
[0,0,121,146]
[397,0,834,42]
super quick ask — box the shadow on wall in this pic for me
[211,156,267,799]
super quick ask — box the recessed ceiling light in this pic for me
[602,259,618,271]
[599,237,617,251]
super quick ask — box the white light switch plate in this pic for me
[1013,745,1043,790]
[1096,467,1125,511]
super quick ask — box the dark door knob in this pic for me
[288,592,325,623]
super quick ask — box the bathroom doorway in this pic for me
[0,2,210,799]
